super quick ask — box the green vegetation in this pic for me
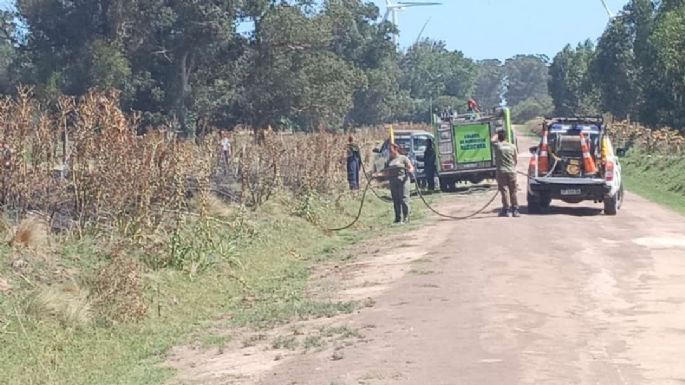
[473,55,553,123]
[271,334,299,350]
[621,152,685,214]
[0,190,427,385]
[549,0,685,130]
[0,1,554,132]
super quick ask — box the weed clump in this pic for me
[9,217,49,250]
[92,255,148,324]
[24,284,93,328]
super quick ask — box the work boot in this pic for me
[499,208,510,217]
[511,207,521,218]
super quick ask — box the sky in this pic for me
[375,0,630,60]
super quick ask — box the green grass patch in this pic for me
[302,335,325,351]
[199,334,231,351]
[622,151,685,214]
[271,334,299,350]
[0,188,432,385]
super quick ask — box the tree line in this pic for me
[549,0,685,130]
[0,0,551,135]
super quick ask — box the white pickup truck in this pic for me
[527,118,624,215]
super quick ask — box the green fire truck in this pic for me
[433,107,516,192]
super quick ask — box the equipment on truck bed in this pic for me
[527,116,625,215]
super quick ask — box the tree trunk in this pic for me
[176,50,194,139]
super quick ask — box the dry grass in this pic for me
[0,277,10,293]
[609,121,685,154]
[0,88,385,327]
[24,284,93,328]
[0,88,385,234]
[0,215,10,240]
[197,194,234,219]
[526,118,684,154]
[9,216,49,250]
[235,131,377,208]
[1,88,192,237]
[92,255,148,324]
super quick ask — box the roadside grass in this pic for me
[198,334,232,351]
[0,188,431,385]
[621,151,685,215]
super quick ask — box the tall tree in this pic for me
[548,41,599,116]
[646,2,685,127]
[122,0,238,137]
[503,54,550,108]
[400,39,476,110]
[0,9,16,94]
[590,16,640,119]
[321,0,405,126]
[473,59,503,111]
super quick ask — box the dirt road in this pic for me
[170,136,685,385]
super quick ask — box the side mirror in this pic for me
[529,145,538,155]
[372,148,380,153]
[616,148,626,157]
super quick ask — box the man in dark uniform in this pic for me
[380,143,414,224]
[491,128,520,217]
[423,138,437,191]
[345,135,361,191]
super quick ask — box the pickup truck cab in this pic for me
[527,117,624,215]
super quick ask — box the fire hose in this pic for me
[326,160,500,231]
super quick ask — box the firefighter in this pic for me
[491,127,520,217]
[379,143,414,224]
[345,135,361,191]
[424,138,437,191]
[467,98,480,114]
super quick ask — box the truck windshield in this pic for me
[412,136,430,153]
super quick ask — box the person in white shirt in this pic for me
[219,131,232,174]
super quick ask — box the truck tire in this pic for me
[540,193,552,209]
[527,192,541,214]
[604,183,624,216]
[440,178,455,193]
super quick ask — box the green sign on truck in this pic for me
[454,123,493,164]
